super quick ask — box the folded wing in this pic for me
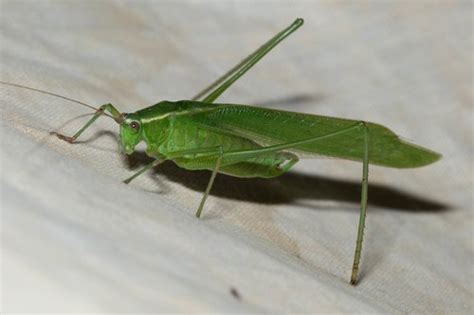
[180,102,441,168]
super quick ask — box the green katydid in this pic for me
[0,18,441,285]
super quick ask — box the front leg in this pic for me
[51,103,122,143]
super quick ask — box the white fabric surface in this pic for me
[1,1,472,313]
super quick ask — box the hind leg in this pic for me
[192,19,304,104]
[350,123,369,285]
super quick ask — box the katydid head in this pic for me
[119,113,143,154]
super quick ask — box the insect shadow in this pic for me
[116,93,446,213]
[254,93,324,110]
[124,151,448,213]
[73,93,447,213]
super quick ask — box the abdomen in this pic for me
[160,119,298,177]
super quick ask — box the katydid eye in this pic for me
[130,121,140,130]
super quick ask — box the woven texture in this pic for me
[1,1,472,313]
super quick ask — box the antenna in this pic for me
[0,80,114,119]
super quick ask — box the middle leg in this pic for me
[195,146,224,218]
[123,159,163,184]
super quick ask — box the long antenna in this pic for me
[0,80,114,119]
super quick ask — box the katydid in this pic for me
[0,18,441,285]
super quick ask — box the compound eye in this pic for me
[130,121,140,130]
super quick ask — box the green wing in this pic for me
[179,101,441,168]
